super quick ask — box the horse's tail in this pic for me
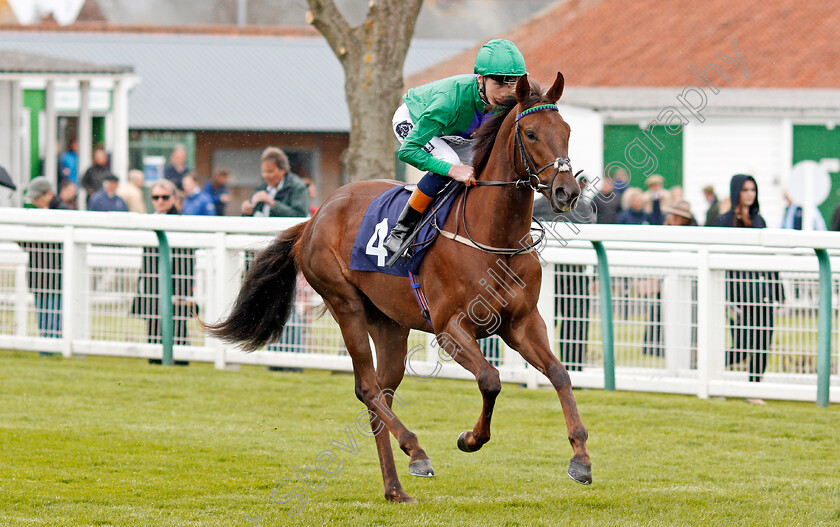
[204,221,308,351]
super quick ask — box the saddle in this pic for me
[349,182,461,278]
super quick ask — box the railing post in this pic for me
[14,260,27,337]
[61,226,75,358]
[696,247,711,399]
[814,248,832,407]
[210,231,236,370]
[155,230,174,366]
[591,241,615,391]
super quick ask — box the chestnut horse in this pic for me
[207,73,591,503]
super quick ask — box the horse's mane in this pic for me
[472,80,546,176]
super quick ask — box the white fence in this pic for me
[1,208,838,403]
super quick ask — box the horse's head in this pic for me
[513,73,579,213]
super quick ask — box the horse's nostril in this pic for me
[554,187,568,202]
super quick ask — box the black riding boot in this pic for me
[383,203,424,255]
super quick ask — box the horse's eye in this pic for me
[525,130,536,140]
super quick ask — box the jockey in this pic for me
[383,38,528,254]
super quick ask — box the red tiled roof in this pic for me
[409,0,840,89]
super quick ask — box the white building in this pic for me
[0,49,136,206]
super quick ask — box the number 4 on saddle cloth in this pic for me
[350,183,461,278]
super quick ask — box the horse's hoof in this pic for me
[567,460,592,485]
[457,431,480,453]
[385,491,417,503]
[408,458,435,477]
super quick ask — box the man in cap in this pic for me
[88,174,128,212]
[20,176,65,340]
[25,176,56,210]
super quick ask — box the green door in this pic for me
[792,125,840,226]
[603,124,683,189]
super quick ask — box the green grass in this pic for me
[1,351,839,526]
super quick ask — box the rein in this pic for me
[440,103,577,256]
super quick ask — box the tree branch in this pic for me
[374,0,424,64]
[306,0,354,61]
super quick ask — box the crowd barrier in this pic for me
[0,208,838,404]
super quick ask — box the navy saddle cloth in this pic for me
[350,184,459,277]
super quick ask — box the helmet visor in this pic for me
[486,74,522,86]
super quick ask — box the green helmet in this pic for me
[473,39,528,77]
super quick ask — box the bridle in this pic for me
[474,103,574,192]
[445,102,580,256]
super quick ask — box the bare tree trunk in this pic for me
[307,0,423,182]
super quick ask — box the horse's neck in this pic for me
[465,123,534,247]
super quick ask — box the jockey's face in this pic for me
[261,160,286,187]
[480,75,518,106]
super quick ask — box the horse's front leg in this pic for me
[501,311,592,484]
[436,316,501,453]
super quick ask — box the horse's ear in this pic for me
[515,74,530,103]
[547,72,565,102]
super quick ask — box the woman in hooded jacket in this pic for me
[715,174,785,382]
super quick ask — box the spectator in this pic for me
[556,264,590,371]
[532,177,593,370]
[642,174,670,225]
[20,177,63,341]
[592,177,621,224]
[80,146,112,197]
[300,175,319,216]
[609,166,630,200]
[664,200,697,226]
[57,179,77,209]
[640,200,698,358]
[616,188,650,225]
[164,144,191,190]
[204,168,231,216]
[670,185,684,203]
[59,138,79,185]
[715,174,785,384]
[130,179,196,363]
[49,189,71,210]
[781,191,826,230]
[118,169,149,214]
[241,147,309,217]
[269,272,310,357]
[181,174,217,216]
[88,174,128,212]
[703,185,720,226]
[831,202,840,231]
[718,196,731,216]
[23,176,60,210]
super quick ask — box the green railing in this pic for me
[591,241,615,391]
[155,230,174,366]
[591,243,833,405]
[814,248,832,407]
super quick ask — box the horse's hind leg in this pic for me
[366,310,435,484]
[501,311,592,485]
[321,293,428,503]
